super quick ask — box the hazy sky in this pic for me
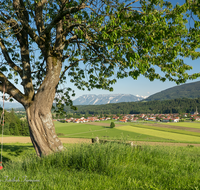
[1,0,200,103]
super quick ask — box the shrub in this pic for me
[110,122,115,128]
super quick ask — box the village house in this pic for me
[112,116,119,120]
[147,117,156,121]
[119,119,127,123]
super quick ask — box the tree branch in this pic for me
[60,58,84,81]
[55,20,63,51]
[62,23,86,37]
[0,37,23,78]
[62,35,78,50]
[12,0,36,98]
[0,71,26,105]
[0,13,42,51]
[43,2,86,35]
[34,0,47,35]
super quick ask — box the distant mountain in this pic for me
[73,94,145,105]
[145,81,200,101]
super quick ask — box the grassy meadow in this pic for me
[1,142,200,189]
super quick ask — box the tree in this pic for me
[0,0,200,157]
[3,123,10,135]
[9,122,19,135]
[110,121,115,128]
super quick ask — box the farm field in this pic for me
[54,121,169,142]
[117,125,200,143]
[55,121,200,144]
[164,122,200,129]
[141,123,200,133]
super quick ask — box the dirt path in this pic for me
[2,137,200,147]
[1,137,91,144]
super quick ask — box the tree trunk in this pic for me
[26,101,64,157]
[25,56,64,156]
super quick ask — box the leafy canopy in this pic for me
[0,0,200,112]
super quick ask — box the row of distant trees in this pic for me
[0,109,29,136]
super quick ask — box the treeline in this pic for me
[0,109,29,136]
[62,97,200,115]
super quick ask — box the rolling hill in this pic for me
[145,81,200,101]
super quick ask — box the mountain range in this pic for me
[73,94,146,105]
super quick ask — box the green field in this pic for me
[55,121,200,143]
[55,121,169,142]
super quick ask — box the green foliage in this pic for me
[0,110,29,136]
[110,121,115,128]
[2,123,10,135]
[9,122,19,136]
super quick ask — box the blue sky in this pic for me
[1,0,200,103]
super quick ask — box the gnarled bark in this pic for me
[25,93,64,157]
[25,55,64,157]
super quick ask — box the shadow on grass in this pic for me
[0,144,34,163]
[1,155,11,163]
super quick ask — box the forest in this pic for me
[0,108,29,136]
[61,97,200,116]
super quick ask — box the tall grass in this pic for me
[0,143,200,189]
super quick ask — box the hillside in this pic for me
[145,81,200,101]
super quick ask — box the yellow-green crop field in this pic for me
[117,125,200,142]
